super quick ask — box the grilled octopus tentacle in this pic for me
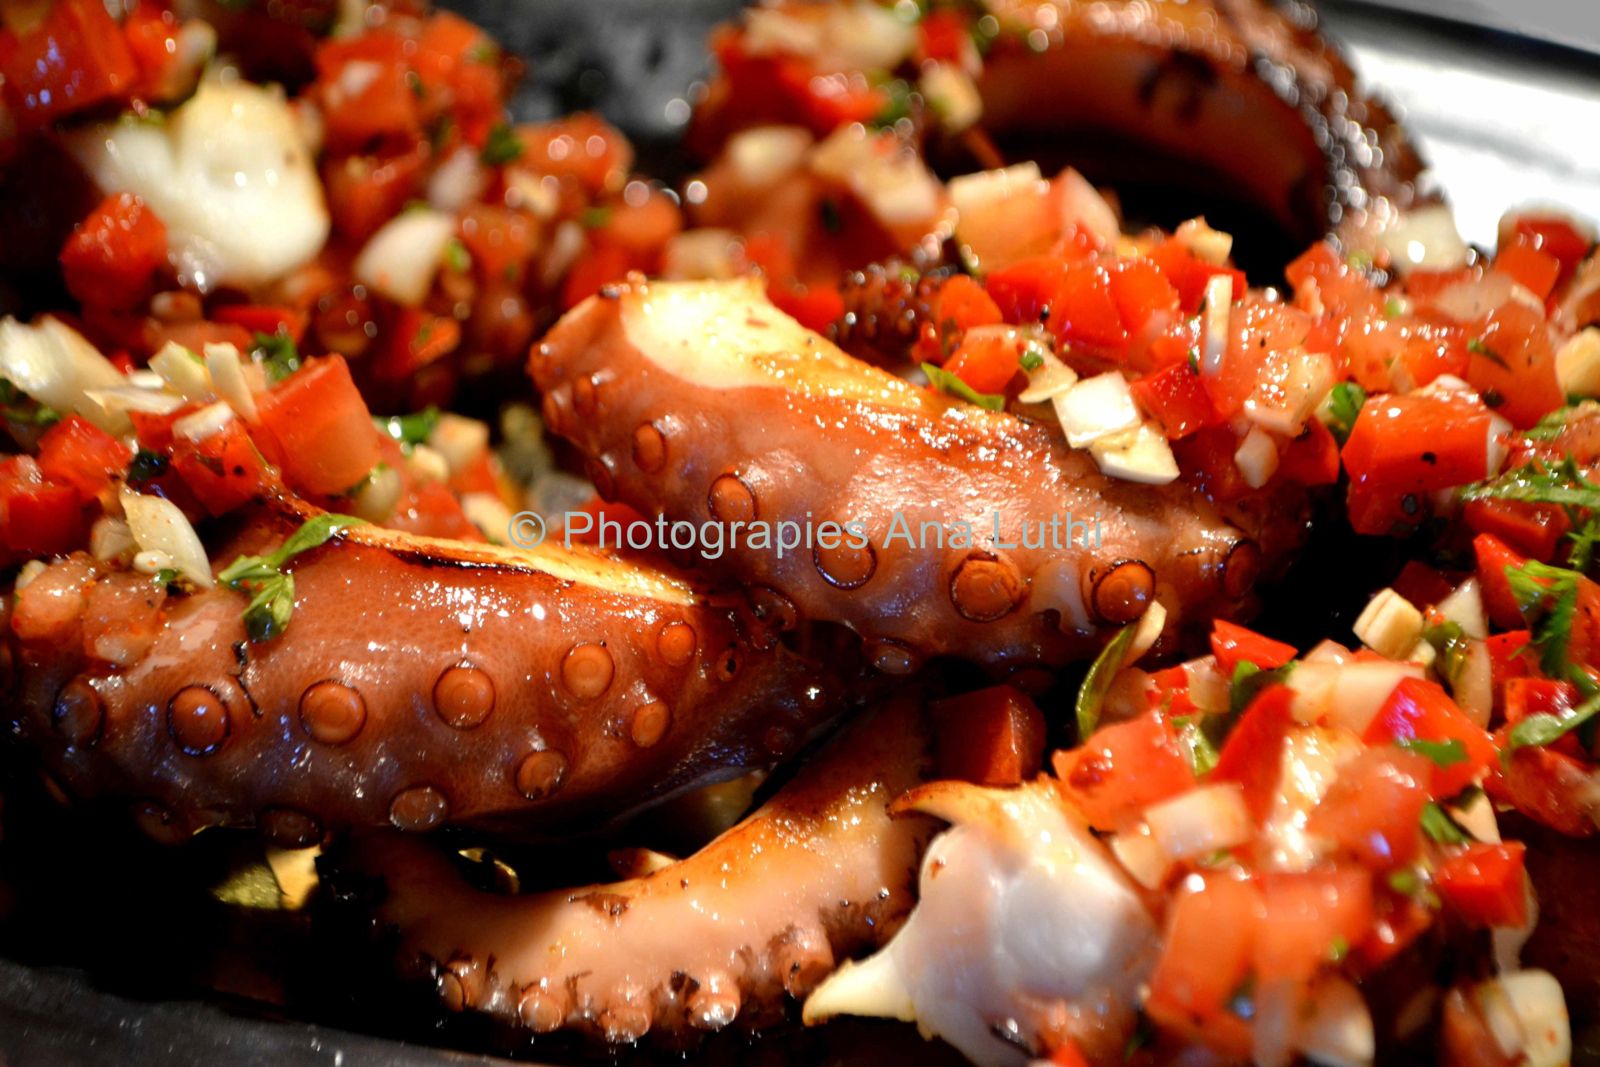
[328,693,935,1043]
[531,277,1307,673]
[7,503,844,845]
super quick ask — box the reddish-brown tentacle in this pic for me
[530,278,1308,674]
[6,503,847,845]
[326,693,935,1043]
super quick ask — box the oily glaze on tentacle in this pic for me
[6,504,845,846]
[328,693,935,1043]
[531,277,1307,674]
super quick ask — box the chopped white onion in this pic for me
[1327,660,1422,734]
[1144,782,1252,860]
[1287,660,1340,723]
[1245,350,1333,435]
[1090,422,1180,485]
[427,146,488,213]
[406,444,450,484]
[948,162,1042,221]
[1017,349,1079,404]
[0,316,133,434]
[65,79,329,289]
[150,340,213,402]
[1109,821,1170,889]
[810,126,941,230]
[460,491,513,544]
[1054,167,1120,249]
[1353,588,1425,659]
[1175,217,1233,266]
[1053,371,1139,448]
[1378,204,1470,277]
[204,343,259,422]
[919,62,981,134]
[726,126,813,188]
[354,208,456,307]
[1454,638,1494,728]
[1295,976,1375,1067]
[1437,578,1488,639]
[1556,328,1600,399]
[89,516,137,564]
[1200,273,1233,376]
[83,385,186,416]
[745,2,916,72]
[350,463,402,524]
[173,400,235,443]
[120,489,214,589]
[1498,970,1571,1067]
[1234,426,1280,489]
[427,413,490,477]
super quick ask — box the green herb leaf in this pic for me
[376,406,441,449]
[921,362,1006,411]
[1397,736,1468,768]
[220,514,365,641]
[1505,689,1600,754]
[1076,623,1136,740]
[869,78,914,128]
[1524,405,1588,442]
[1467,337,1510,369]
[444,237,471,274]
[1018,344,1046,373]
[1173,714,1221,776]
[1420,801,1473,844]
[252,331,301,382]
[579,206,613,230]
[1423,620,1470,687]
[1504,558,1583,679]
[1386,867,1422,896]
[480,122,524,166]
[1322,381,1367,444]
[1460,456,1600,514]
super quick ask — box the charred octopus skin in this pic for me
[8,502,844,845]
[330,693,935,1044]
[692,0,1432,260]
[531,277,1306,674]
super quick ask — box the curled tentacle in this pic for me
[530,276,1307,673]
[8,501,846,844]
[326,693,935,1042]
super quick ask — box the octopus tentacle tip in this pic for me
[329,695,936,1043]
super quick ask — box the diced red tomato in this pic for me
[562,242,635,309]
[0,461,84,557]
[459,205,539,287]
[1462,497,1569,562]
[1210,620,1296,675]
[375,310,462,381]
[1463,302,1563,429]
[323,145,429,245]
[36,416,133,499]
[1254,868,1374,983]
[1147,874,1261,1036]
[768,282,845,335]
[1130,362,1214,439]
[1357,886,1436,970]
[59,193,168,311]
[1486,629,1534,691]
[930,685,1047,788]
[1390,560,1458,611]
[1509,214,1593,287]
[0,0,137,127]
[254,356,381,497]
[1211,684,1295,822]
[1493,245,1561,303]
[170,420,275,515]
[1363,677,1497,797]
[1434,842,1528,928]
[1108,258,1180,336]
[314,30,422,151]
[1305,747,1432,868]
[1504,677,1578,726]
[1342,393,1499,500]
[1474,533,1532,630]
[1488,744,1597,837]
[944,329,1023,395]
[917,10,970,63]
[122,3,181,97]
[1276,416,1342,486]
[1053,711,1196,832]
[984,256,1068,324]
[1047,261,1128,352]
[1173,425,1256,503]
[1150,236,1246,313]
[1201,298,1314,420]
[934,275,1002,334]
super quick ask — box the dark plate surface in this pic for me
[1,2,1598,1064]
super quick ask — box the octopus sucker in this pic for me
[8,501,847,842]
[531,276,1308,671]
[325,693,936,1042]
